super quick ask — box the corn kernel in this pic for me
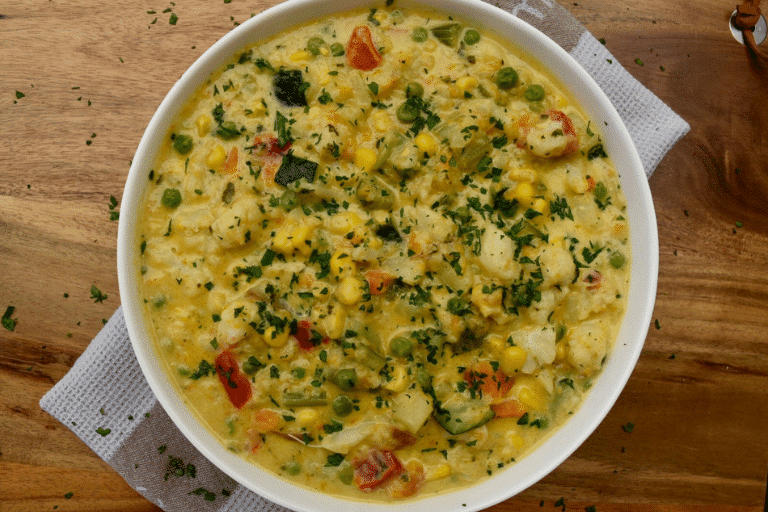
[206,144,227,169]
[292,224,315,256]
[556,95,568,109]
[507,432,525,451]
[296,408,318,427]
[372,111,390,132]
[514,182,535,202]
[328,212,362,235]
[336,86,353,101]
[456,75,479,92]
[263,326,290,348]
[330,250,356,277]
[532,198,549,215]
[354,147,377,171]
[383,365,409,393]
[500,345,527,375]
[195,115,211,137]
[427,463,451,481]
[513,376,549,411]
[290,50,311,62]
[485,334,506,359]
[322,306,347,340]
[271,225,295,255]
[555,340,567,362]
[509,167,537,183]
[414,132,436,155]
[336,276,365,305]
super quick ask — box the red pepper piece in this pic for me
[215,350,252,409]
[353,449,403,491]
[346,26,383,71]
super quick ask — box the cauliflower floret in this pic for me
[210,197,262,249]
[538,244,576,287]
[566,319,608,375]
[510,327,557,374]
[216,299,259,347]
[477,224,519,281]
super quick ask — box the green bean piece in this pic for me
[396,99,420,123]
[495,67,519,89]
[338,464,354,485]
[332,395,353,416]
[333,369,358,390]
[389,336,413,358]
[280,189,299,211]
[282,390,328,407]
[161,188,182,209]
[330,42,345,57]
[431,23,462,47]
[416,366,432,389]
[307,36,325,55]
[610,251,626,269]
[172,134,193,155]
[463,29,481,45]
[411,27,428,42]
[405,82,424,98]
[525,84,546,101]
[283,460,301,475]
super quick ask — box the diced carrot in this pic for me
[223,147,238,174]
[252,408,283,433]
[365,269,395,295]
[464,361,514,399]
[491,398,527,418]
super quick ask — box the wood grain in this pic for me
[1,0,767,511]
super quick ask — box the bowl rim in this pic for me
[117,0,658,510]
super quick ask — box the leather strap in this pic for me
[733,0,768,62]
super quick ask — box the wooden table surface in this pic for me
[1,0,767,510]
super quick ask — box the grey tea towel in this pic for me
[40,1,690,511]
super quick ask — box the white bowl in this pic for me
[117,0,658,510]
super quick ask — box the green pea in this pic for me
[405,82,424,98]
[610,252,626,269]
[291,367,306,379]
[330,42,345,57]
[332,395,353,416]
[396,99,420,123]
[411,27,428,42]
[280,189,299,211]
[390,337,413,358]
[172,134,193,155]
[495,67,519,89]
[333,369,357,390]
[307,36,325,55]
[463,29,481,45]
[338,464,354,485]
[525,84,546,101]
[161,188,181,209]
[283,460,301,475]
[390,10,405,24]
[416,366,432,389]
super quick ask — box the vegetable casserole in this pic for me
[137,4,630,501]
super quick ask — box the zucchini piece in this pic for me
[431,23,462,47]
[433,394,495,435]
[282,389,328,407]
[357,344,387,373]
